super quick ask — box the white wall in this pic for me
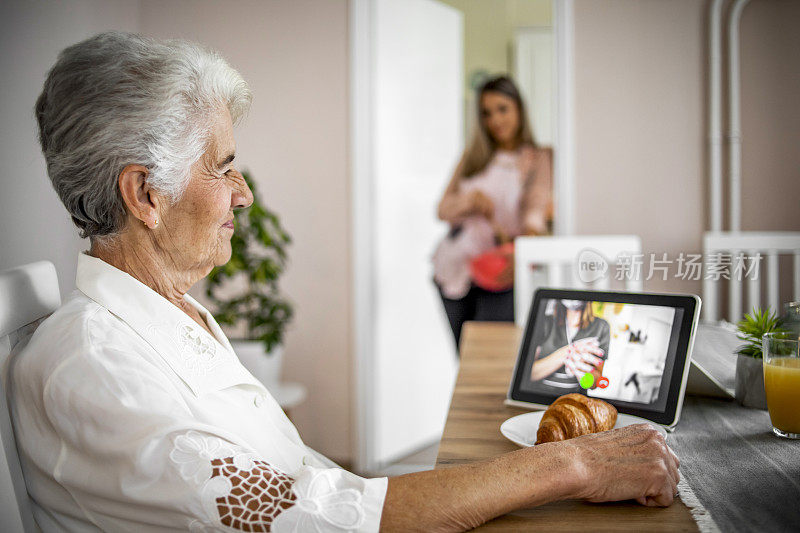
[514,27,554,145]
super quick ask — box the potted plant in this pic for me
[206,171,293,387]
[734,307,788,409]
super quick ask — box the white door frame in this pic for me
[350,0,576,473]
[350,0,377,473]
[552,0,576,236]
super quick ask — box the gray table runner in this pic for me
[668,396,800,532]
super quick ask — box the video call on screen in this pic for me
[520,298,683,412]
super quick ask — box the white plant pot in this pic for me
[734,354,767,410]
[230,339,284,389]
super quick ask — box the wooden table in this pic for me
[435,322,698,532]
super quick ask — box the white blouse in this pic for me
[7,253,387,532]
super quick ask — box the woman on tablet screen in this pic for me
[529,300,610,393]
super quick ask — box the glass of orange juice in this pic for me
[763,332,800,439]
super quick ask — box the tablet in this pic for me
[506,288,701,429]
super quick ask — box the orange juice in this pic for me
[764,357,800,434]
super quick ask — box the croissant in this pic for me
[535,393,617,444]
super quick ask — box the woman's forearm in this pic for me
[529,347,567,381]
[380,443,579,532]
[437,191,474,224]
[437,160,473,224]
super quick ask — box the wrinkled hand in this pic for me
[563,337,604,378]
[560,424,680,507]
[467,190,494,219]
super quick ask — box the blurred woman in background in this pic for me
[433,76,552,350]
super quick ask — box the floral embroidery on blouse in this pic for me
[143,321,233,382]
[169,431,367,532]
[178,324,218,367]
[272,469,366,532]
[170,431,237,484]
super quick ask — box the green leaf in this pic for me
[735,307,790,359]
[204,168,294,348]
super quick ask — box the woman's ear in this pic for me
[118,164,160,228]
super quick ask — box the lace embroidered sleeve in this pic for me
[208,456,296,531]
[170,431,381,532]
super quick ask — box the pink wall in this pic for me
[141,0,354,462]
[740,0,800,233]
[573,0,800,298]
[0,0,139,296]
[573,0,706,295]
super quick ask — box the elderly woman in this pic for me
[10,32,679,532]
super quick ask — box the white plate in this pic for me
[500,411,667,447]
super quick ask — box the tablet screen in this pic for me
[517,297,686,414]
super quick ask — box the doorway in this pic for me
[351,0,575,473]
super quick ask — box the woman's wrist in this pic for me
[530,345,570,381]
[454,191,475,217]
[486,442,586,512]
[517,442,586,506]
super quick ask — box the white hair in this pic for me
[35,31,252,239]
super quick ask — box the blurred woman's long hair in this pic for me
[460,76,536,178]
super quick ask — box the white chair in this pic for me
[1,261,61,533]
[514,235,643,327]
[703,231,800,322]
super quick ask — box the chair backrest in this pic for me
[702,231,800,322]
[0,261,61,533]
[514,235,643,327]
